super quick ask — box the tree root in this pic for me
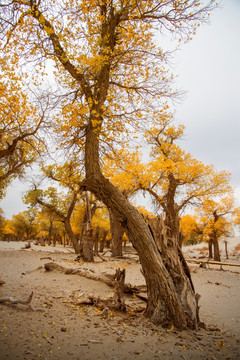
[75,294,145,315]
[0,291,45,311]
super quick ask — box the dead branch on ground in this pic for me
[44,262,147,301]
[0,291,45,311]
[186,259,240,268]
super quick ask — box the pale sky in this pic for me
[175,0,240,192]
[1,0,240,218]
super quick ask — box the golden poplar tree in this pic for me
[0,0,217,329]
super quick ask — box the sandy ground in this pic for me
[0,239,240,360]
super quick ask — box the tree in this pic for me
[24,186,82,254]
[10,209,38,240]
[103,150,140,256]
[91,206,111,252]
[0,0,217,329]
[180,214,202,246]
[104,120,232,248]
[0,66,47,199]
[142,119,233,246]
[199,197,234,261]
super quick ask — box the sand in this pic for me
[0,239,240,360]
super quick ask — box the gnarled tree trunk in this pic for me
[84,125,199,329]
[148,216,197,326]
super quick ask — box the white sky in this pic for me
[1,0,240,218]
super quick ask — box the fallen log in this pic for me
[186,259,240,267]
[43,262,147,300]
[0,291,45,311]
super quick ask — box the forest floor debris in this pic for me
[0,240,240,359]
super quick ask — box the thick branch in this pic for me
[30,5,92,100]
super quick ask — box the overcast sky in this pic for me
[175,0,240,192]
[1,0,240,218]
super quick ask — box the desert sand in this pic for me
[0,238,240,360]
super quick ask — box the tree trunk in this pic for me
[48,219,53,246]
[84,124,198,329]
[80,192,94,261]
[81,220,94,262]
[64,218,81,254]
[148,216,197,325]
[224,240,228,259]
[213,234,221,262]
[99,229,108,252]
[109,208,124,257]
[94,226,100,252]
[208,238,213,259]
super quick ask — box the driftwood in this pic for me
[186,259,240,268]
[44,262,147,300]
[0,291,45,311]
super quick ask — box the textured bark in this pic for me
[109,208,124,257]
[148,216,198,327]
[84,126,198,329]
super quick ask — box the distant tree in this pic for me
[10,209,38,241]
[142,119,233,246]
[25,186,81,254]
[199,197,234,261]
[105,119,233,249]
[180,214,202,246]
[0,67,47,199]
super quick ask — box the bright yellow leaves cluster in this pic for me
[0,65,44,199]
[0,0,216,158]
